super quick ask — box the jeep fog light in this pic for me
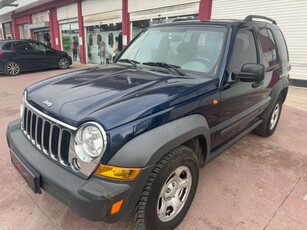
[74,122,107,162]
[95,164,140,180]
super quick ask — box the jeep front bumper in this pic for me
[6,119,153,222]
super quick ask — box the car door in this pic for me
[256,26,281,114]
[212,28,264,148]
[12,41,42,70]
[27,41,52,69]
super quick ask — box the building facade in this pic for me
[0,0,211,65]
[0,0,306,83]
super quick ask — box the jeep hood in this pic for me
[27,64,215,130]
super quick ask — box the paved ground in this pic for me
[0,66,306,230]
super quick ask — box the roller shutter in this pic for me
[212,0,307,80]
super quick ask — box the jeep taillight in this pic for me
[0,52,3,57]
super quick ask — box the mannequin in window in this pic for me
[98,37,106,64]
[72,36,78,61]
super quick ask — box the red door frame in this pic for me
[77,1,86,64]
[122,0,130,48]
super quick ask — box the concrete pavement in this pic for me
[0,66,306,230]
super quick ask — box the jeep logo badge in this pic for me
[43,99,53,107]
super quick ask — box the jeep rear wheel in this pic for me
[254,99,282,137]
[133,146,199,230]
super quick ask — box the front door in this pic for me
[213,29,264,148]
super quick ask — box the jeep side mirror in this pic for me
[232,63,265,82]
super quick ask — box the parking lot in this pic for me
[0,65,307,230]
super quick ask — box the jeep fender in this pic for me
[262,77,289,119]
[108,114,211,168]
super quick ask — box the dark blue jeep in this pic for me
[6,15,290,230]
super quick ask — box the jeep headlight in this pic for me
[74,122,107,163]
[20,91,26,118]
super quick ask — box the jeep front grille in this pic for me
[21,101,75,167]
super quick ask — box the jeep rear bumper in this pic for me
[6,119,153,222]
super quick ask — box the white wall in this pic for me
[57,3,78,21]
[212,0,307,80]
[82,0,121,16]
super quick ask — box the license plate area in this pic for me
[11,150,41,194]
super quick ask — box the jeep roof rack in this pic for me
[171,16,198,22]
[244,15,277,25]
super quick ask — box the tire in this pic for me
[4,61,21,76]
[253,99,282,137]
[133,146,199,230]
[58,57,70,69]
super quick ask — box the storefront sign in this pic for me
[123,35,127,46]
[32,11,49,24]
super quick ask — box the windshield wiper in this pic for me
[117,59,139,69]
[142,62,185,76]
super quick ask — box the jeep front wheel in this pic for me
[133,146,199,230]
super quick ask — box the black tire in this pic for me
[133,146,199,230]
[58,57,70,69]
[253,99,282,137]
[4,61,21,76]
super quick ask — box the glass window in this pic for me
[2,42,12,50]
[120,26,226,77]
[86,23,122,64]
[19,24,30,39]
[275,29,289,63]
[61,22,80,62]
[258,28,277,67]
[13,41,30,51]
[28,42,46,51]
[228,30,257,72]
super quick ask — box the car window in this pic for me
[228,30,257,73]
[274,29,289,63]
[119,26,226,77]
[2,42,12,50]
[13,41,30,51]
[258,28,277,67]
[28,42,46,52]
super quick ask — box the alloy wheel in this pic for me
[270,103,280,130]
[157,166,192,222]
[58,58,69,69]
[6,62,20,75]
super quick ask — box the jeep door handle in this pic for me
[252,81,263,88]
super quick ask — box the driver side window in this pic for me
[28,42,46,52]
[228,30,257,73]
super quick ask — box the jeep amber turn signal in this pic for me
[111,200,124,214]
[95,164,140,180]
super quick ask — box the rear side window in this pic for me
[13,42,27,50]
[1,42,12,50]
[257,28,277,67]
[274,30,289,63]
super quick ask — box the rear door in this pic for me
[213,28,264,148]
[13,41,45,70]
[256,26,282,112]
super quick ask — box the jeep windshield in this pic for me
[118,25,226,77]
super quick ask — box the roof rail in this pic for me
[171,16,197,22]
[244,15,277,25]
